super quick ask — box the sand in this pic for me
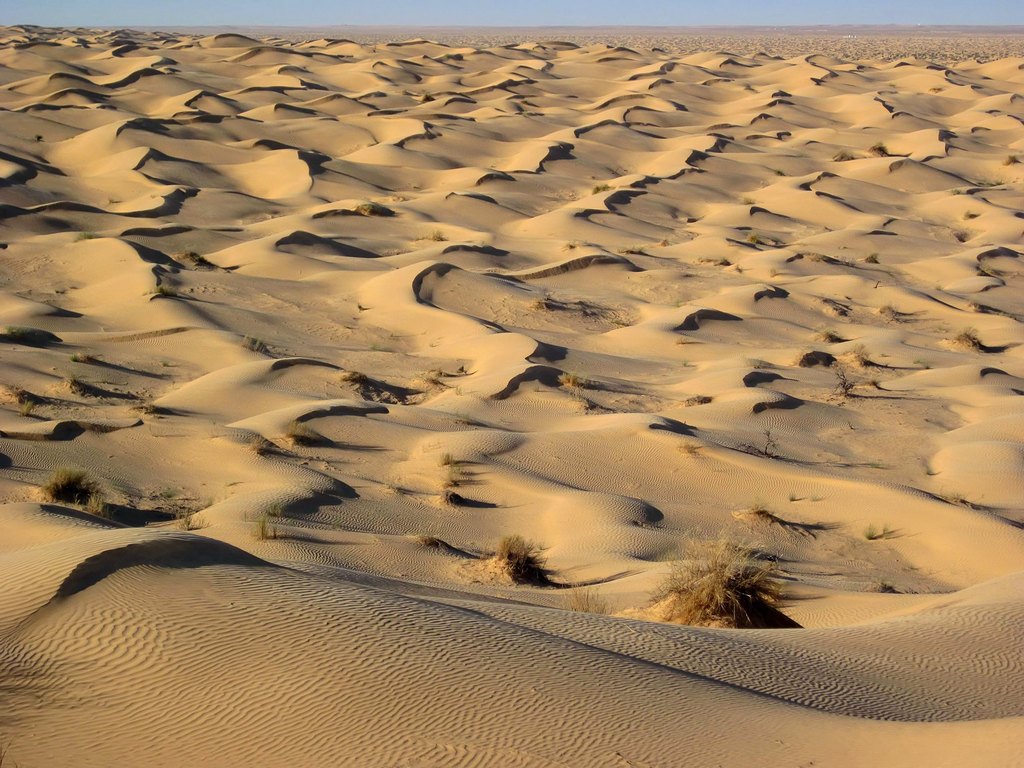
[1,25,1023,767]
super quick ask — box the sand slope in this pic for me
[1,26,1023,766]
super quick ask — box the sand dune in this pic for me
[1,25,1023,767]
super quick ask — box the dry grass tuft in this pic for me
[248,434,276,456]
[284,420,320,447]
[254,513,279,540]
[176,507,208,531]
[354,201,394,217]
[178,251,214,269]
[242,336,269,355]
[558,372,587,392]
[42,468,101,506]
[494,535,550,585]
[339,370,369,385]
[864,523,895,541]
[651,539,797,629]
[950,327,982,351]
[567,586,610,614]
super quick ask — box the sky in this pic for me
[2,0,1021,28]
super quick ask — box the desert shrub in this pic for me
[951,327,982,350]
[494,535,550,585]
[651,539,797,629]
[42,468,101,505]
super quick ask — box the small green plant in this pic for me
[75,232,99,241]
[418,229,448,242]
[591,183,612,194]
[42,468,101,505]
[70,352,96,364]
[746,232,765,246]
[19,400,35,417]
[494,535,550,585]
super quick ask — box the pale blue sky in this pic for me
[2,0,1021,27]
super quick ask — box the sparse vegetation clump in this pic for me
[868,142,889,157]
[591,183,612,194]
[951,327,982,351]
[651,539,797,629]
[61,375,93,397]
[284,420,320,447]
[567,586,609,614]
[864,523,895,541]
[494,535,550,585]
[1005,154,1020,166]
[254,513,279,540]
[176,507,207,531]
[558,372,585,390]
[242,336,269,355]
[418,229,448,242]
[339,370,369,385]
[42,468,101,506]
[832,363,855,401]
[833,150,856,162]
[178,251,214,269]
[354,201,394,217]
[248,434,276,456]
